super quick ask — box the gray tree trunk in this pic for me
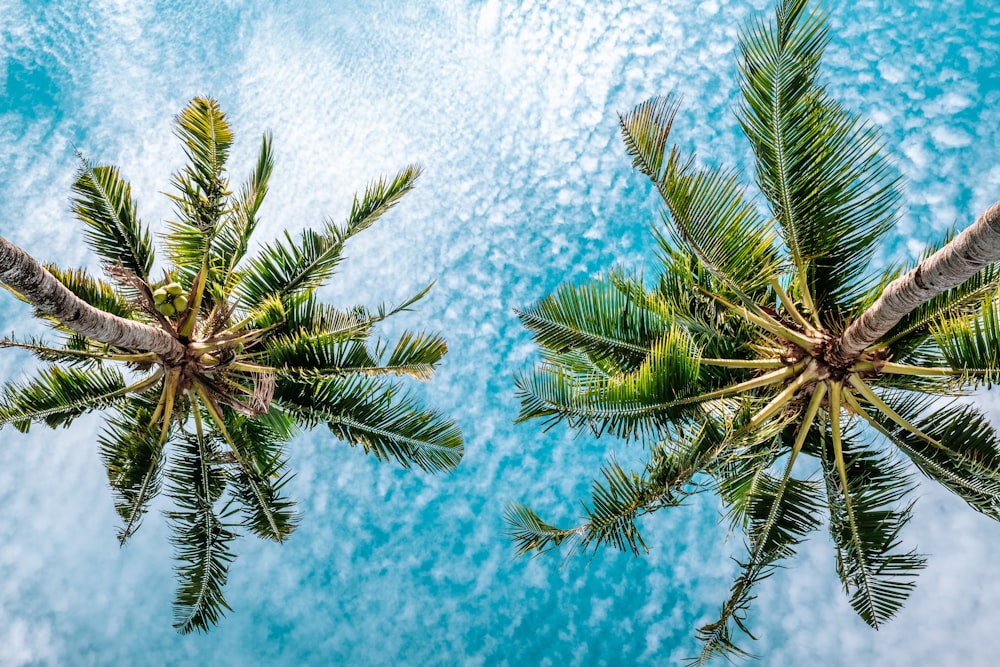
[0,236,185,363]
[836,198,1000,360]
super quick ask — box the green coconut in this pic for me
[173,295,188,312]
[158,303,176,317]
[152,288,168,304]
[165,282,184,296]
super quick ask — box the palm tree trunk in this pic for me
[0,236,185,362]
[836,198,1000,360]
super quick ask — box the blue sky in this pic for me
[1,0,999,664]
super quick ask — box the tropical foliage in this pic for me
[506,0,1000,663]
[0,98,462,633]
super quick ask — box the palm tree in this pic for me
[505,0,1000,663]
[0,98,463,633]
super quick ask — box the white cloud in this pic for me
[0,0,998,664]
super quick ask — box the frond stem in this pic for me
[699,357,787,369]
[118,370,176,544]
[874,362,960,377]
[698,287,818,350]
[178,265,207,339]
[675,363,805,408]
[847,375,941,451]
[829,379,880,628]
[190,323,280,354]
[792,381,826,458]
[770,278,816,334]
[746,366,817,430]
[0,340,158,364]
[193,380,283,540]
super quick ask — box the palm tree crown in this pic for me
[506,1,1000,663]
[0,98,463,633]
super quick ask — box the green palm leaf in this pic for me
[43,264,139,321]
[504,503,577,557]
[506,425,721,557]
[858,391,1000,520]
[163,98,234,286]
[280,296,371,339]
[260,329,445,380]
[262,334,378,374]
[517,275,667,372]
[171,97,233,229]
[0,335,156,366]
[274,375,462,472]
[222,410,298,542]
[238,165,421,307]
[514,327,705,442]
[738,0,900,317]
[689,392,824,664]
[380,331,447,380]
[818,427,924,628]
[620,262,766,391]
[619,95,783,299]
[696,464,823,665]
[71,157,154,281]
[100,397,169,543]
[167,429,237,634]
[931,293,1000,385]
[0,365,152,430]
[209,132,273,292]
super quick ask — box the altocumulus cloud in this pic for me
[0,0,998,664]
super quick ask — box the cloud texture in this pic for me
[1,0,998,664]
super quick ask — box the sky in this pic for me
[1,0,999,664]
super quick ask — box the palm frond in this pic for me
[516,330,797,445]
[262,334,377,374]
[71,157,154,282]
[274,296,370,342]
[236,224,351,307]
[582,433,720,554]
[349,282,435,325]
[221,410,298,542]
[100,396,169,543]
[507,425,721,557]
[209,132,273,292]
[930,293,1000,386]
[738,0,901,317]
[163,98,234,285]
[855,390,1000,521]
[274,375,462,472]
[869,348,968,396]
[619,263,767,390]
[174,97,233,198]
[43,264,139,321]
[819,420,924,628]
[259,329,446,380]
[504,504,581,557]
[167,428,237,634]
[696,465,823,665]
[514,326,708,441]
[619,96,784,300]
[0,365,154,430]
[238,166,421,307]
[0,335,155,366]
[381,331,447,380]
[516,275,667,373]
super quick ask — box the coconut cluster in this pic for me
[152,282,188,317]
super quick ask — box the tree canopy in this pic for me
[0,98,463,633]
[507,0,1000,663]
